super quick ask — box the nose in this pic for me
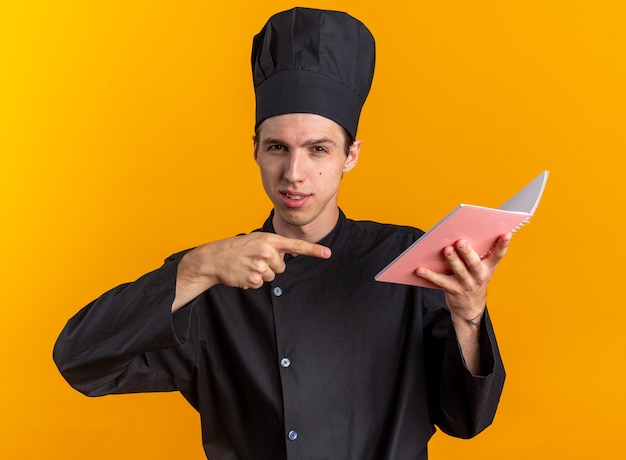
[283,151,306,183]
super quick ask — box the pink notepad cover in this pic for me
[375,171,548,289]
[375,205,530,288]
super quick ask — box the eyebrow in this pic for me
[261,137,338,148]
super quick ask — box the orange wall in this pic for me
[1,1,625,458]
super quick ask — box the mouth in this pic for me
[280,191,310,208]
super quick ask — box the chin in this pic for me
[276,208,312,227]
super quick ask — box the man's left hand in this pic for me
[416,232,512,321]
[416,233,512,375]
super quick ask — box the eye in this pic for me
[311,145,329,154]
[267,144,287,152]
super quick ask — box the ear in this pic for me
[253,139,259,163]
[343,139,361,173]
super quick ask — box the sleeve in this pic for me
[52,251,197,398]
[422,288,506,439]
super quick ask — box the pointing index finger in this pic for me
[274,235,332,259]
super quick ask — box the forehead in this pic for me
[257,113,345,142]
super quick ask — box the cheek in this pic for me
[258,160,280,179]
[316,166,344,190]
[257,165,276,192]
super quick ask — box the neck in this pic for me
[272,207,339,243]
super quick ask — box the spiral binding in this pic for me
[512,217,531,233]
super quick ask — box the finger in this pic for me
[273,235,332,259]
[453,240,483,274]
[261,268,276,283]
[243,273,265,289]
[484,233,512,268]
[267,250,287,275]
[443,244,483,292]
[443,243,473,278]
[415,267,458,292]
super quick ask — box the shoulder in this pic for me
[330,217,425,284]
[348,218,424,242]
[340,217,424,257]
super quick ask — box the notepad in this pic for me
[375,170,549,289]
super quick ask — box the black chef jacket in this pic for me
[54,210,505,460]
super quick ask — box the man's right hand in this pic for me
[172,233,332,312]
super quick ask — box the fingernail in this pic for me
[458,240,467,250]
[417,268,426,276]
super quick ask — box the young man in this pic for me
[54,7,508,459]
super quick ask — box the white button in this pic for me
[273,286,283,296]
[280,358,291,368]
[288,429,298,441]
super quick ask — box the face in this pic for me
[255,113,360,241]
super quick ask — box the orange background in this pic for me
[1,1,625,458]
